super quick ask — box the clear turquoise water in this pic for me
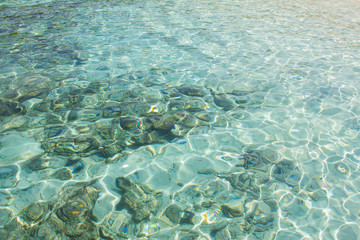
[1,0,360,239]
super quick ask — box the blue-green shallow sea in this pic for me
[1,0,360,239]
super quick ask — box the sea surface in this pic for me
[1,0,360,239]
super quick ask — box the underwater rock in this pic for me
[224,172,256,192]
[35,217,61,240]
[211,226,232,240]
[50,168,73,180]
[221,204,244,218]
[5,181,100,239]
[102,104,123,118]
[177,231,203,240]
[51,94,85,109]
[185,99,208,112]
[174,184,202,205]
[62,219,97,237]
[107,89,135,102]
[206,171,261,200]
[54,185,100,237]
[205,219,229,235]
[23,154,51,171]
[198,205,222,225]
[16,74,57,102]
[115,177,160,223]
[173,112,199,128]
[42,110,68,124]
[244,149,273,171]
[163,204,195,224]
[0,191,13,206]
[65,157,85,174]
[41,135,100,156]
[329,161,351,178]
[41,125,68,139]
[0,115,29,132]
[136,221,164,237]
[119,117,142,130]
[201,180,229,202]
[99,210,132,239]
[0,228,9,239]
[234,92,265,108]
[0,165,19,188]
[308,189,328,201]
[168,100,192,112]
[0,99,26,117]
[33,101,52,112]
[272,159,296,182]
[1,89,20,100]
[284,167,303,187]
[148,115,176,131]
[170,124,190,137]
[68,109,103,122]
[160,87,182,97]
[227,218,252,239]
[94,124,122,141]
[176,85,207,97]
[126,130,163,146]
[306,177,324,192]
[168,99,207,112]
[20,202,49,226]
[121,102,164,116]
[195,112,213,122]
[100,142,125,158]
[212,92,236,110]
[244,201,276,235]
[0,208,13,228]
[56,197,91,223]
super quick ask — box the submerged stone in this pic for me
[0,165,18,188]
[102,105,123,118]
[0,99,25,117]
[168,99,207,112]
[212,93,236,110]
[120,117,142,130]
[126,131,163,146]
[163,204,195,224]
[0,115,29,132]
[0,191,13,206]
[41,136,100,156]
[100,142,125,158]
[221,204,244,218]
[272,159,296,182]
[202,180,228,200]
[23,154,51,171]
[195,112,212,122]
[99,210,132,239]
[148,115,176,131]
[51,167,73,180]
[176,85,207,97]
[0,208,13,227]
[121,102,161,116]
[115,177,160,223]
[68,109,103,122]
[0,228,9,238]
[174,184,202,205]
[244,150,273,171]
[52,184,100,238]
[41,125,67,139]
[16,74,57,102]
[174,112,199,128]
[20,202,49,226]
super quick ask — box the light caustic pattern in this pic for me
[0,0,360,239]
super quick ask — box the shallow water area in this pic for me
[1,0,360,239]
